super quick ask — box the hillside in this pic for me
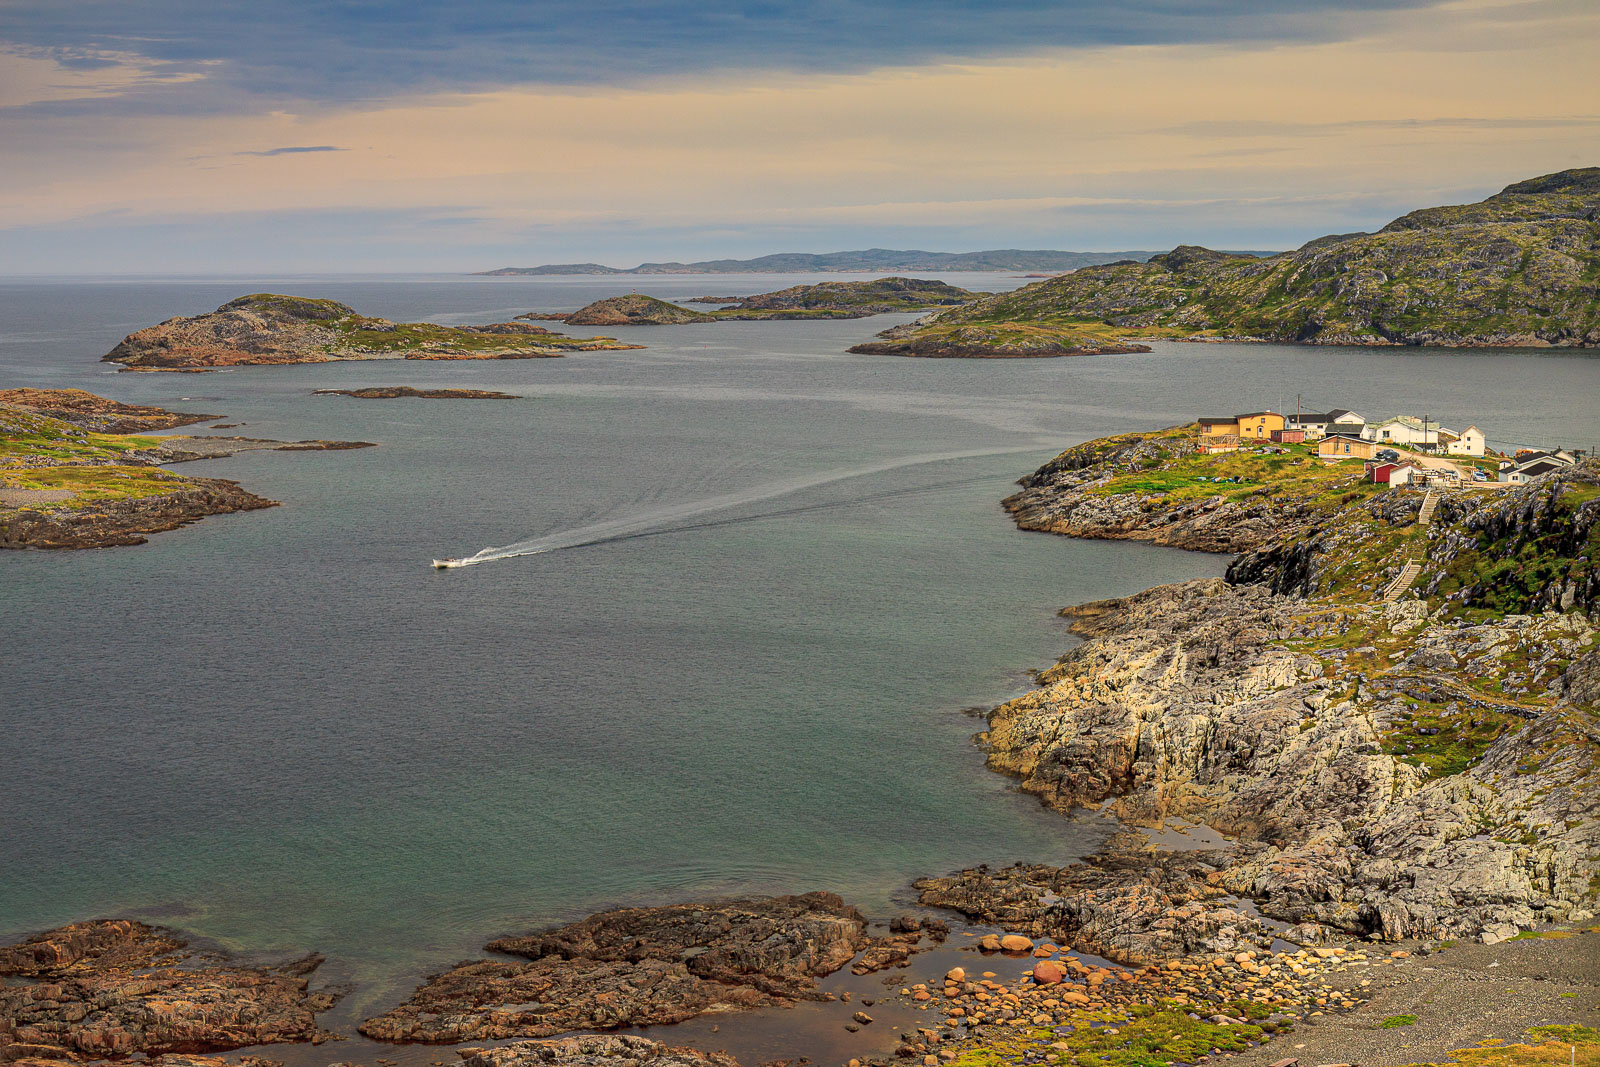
[864,168,1600,351]
[103,294,643,370]
[477,248,1169,275]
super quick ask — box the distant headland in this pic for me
[475,249,1183,275]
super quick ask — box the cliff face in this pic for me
[103,294,641,370]
[873,169,1600,351]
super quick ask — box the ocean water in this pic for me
[1,273,1597,1026]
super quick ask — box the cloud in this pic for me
[237,144,344,156]
[0,0,1454,113]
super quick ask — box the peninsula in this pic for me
[102,294,642,371]
[476,249,1169,275]
[0,389,372,549]
[856,168,1600,353]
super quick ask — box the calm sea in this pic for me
[2,272,1596,1021]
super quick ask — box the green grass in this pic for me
[1382,1014,1419,1028]
[1088,441,1374,506]
[2,464,186,504]
[949,1003,1269,1067]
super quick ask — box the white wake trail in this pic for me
[433,441,1054,568]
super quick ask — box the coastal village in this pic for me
[1195,407,1583,487]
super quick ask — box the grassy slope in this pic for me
[0,408,188,505]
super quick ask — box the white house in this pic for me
[1498,450,1578,483]
[1446,425,1487,457]
[1364,416,1451,449]
[1288,408,1364,438]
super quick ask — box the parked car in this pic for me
[1376,449,1401,462]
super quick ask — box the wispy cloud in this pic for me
[237,144,344,156]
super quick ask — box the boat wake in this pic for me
[430,442,1054,569]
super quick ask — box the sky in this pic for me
[2,0,1597,273]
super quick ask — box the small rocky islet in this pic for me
[313,387,520,400]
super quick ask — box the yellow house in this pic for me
[1318,433,1376,461]
[1197,416,1238,436]
[1235,411,1286,440]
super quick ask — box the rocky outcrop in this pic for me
[915,847,1275,965]
[976,572,1600,945]
[0,920,339,1063]
[0,390,217,433]
[0,476,277,549]
[561,296,714,326]
[102,294,641,370]
[458,1035,740,1067]
[360,893,926,1043]
[869,168,1600,352]
[313,387,519,399]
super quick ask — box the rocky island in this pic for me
[858,168,1600,354]
[525,279,983,326]
[0,389,372,549]
[102,294,642,371]
[703,277,980,319]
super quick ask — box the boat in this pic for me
[433,558,463,569]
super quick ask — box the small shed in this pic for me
[1319,433,1376,461]
[1270,428,1306,444]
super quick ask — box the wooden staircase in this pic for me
[1417,489,1439,525]
[1380,490,1439,604]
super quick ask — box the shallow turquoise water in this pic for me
[1,274,1595,1015]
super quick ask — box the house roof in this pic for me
[1199,416,1236,423]
[1516,459,1567,477]
[1236,411,1280,418]
[1328,408,1359,420]
[1321,433,1367,443]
